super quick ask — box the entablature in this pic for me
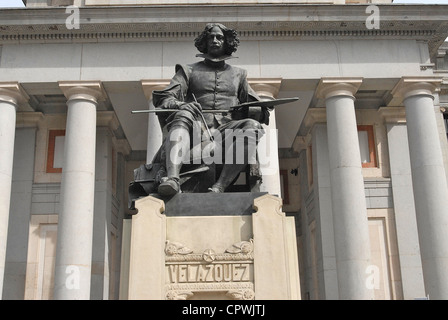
[1,4,448,59]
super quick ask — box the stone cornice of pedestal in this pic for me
[315,77,363,100]
[390,76,444,106]
[59,81,107,105]
[378,106,406,124]
[1,4,448,58]
[0,82,30,107]
[141,80,170,101]
[248,78,282,100]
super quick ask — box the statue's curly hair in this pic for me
[194,23,240,56]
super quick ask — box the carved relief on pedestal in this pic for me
[164,240,255,300]
[165,240,194,256]
[225,239,254,255]
[226,289,256,300]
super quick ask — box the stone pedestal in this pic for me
[124,193,300,300]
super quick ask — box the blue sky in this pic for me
[1,0,448,7]
[0,0,25,7]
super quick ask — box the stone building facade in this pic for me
[1,0,448,299]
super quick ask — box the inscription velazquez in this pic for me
[167,263,251,284]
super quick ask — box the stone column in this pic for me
[91,114,114,300]
[378,107,426,299]
[54,81,106,300]
[316,78,373,300]
[0,82,29,299]
[249,79,282,196]
[392,77,448,300]
[4,113,42,299]
[141,80,170,164]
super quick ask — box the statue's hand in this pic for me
[179,102,202,116]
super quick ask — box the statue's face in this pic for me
[206,26,226,58]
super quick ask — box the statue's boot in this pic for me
[209,163,246,193]
[158,126,190,196]
[158,177,180,196]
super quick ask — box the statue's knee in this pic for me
[169,112,196,132]
[243,119,262,130]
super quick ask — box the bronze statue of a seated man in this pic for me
[153,23,271,196]
[130,23,271,202]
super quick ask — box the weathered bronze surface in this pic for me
[129,23,280,207]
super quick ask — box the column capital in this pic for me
[113,137,132,156]
[298,108,327,136]
[59,81,107,104]
[316,77,363,100]
[97,111,120,131]
[378,106,406,124]
[292,136,307,153]
[391,76,443,103]
[0,82,29,107]
[248,78,282,99]
[16,112,44,128]
[141,79,170,101]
